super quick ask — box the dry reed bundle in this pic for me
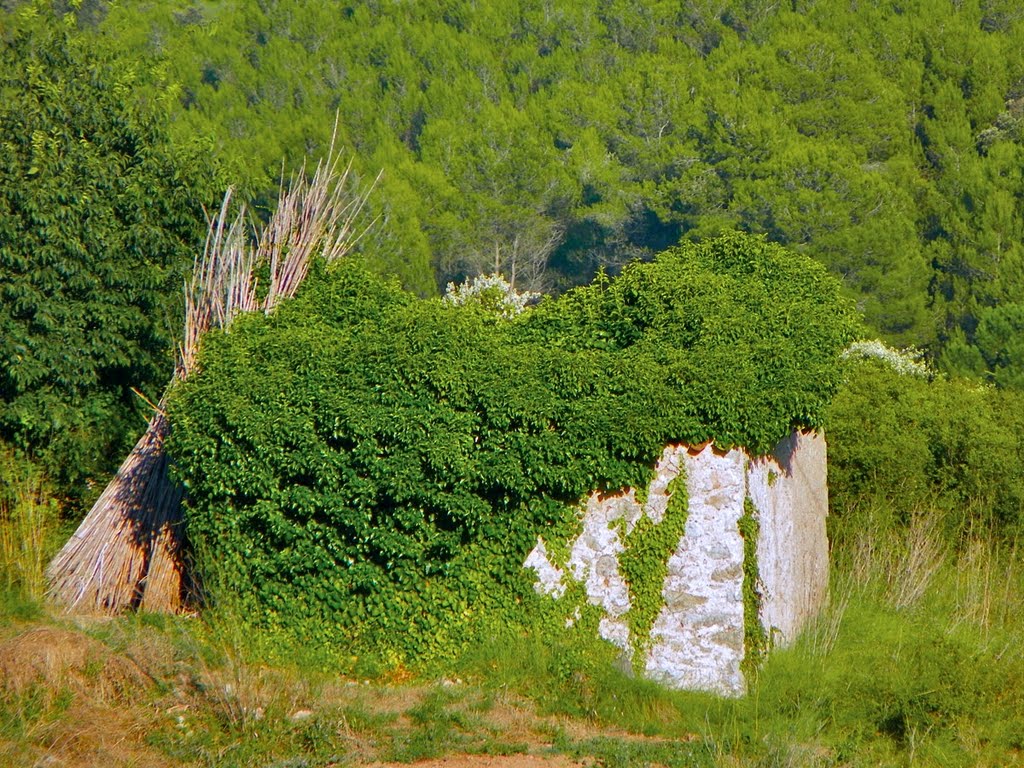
[46,141,376,613]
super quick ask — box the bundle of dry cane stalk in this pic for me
[46,145,377,614]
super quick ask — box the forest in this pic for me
[2,1,1024,766]
[5,0,1024,483]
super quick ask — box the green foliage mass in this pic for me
[738,496,766,678]
[940,301,1024,389]
[0,7,219,497]
[167,234,857,665]
[826,357,1024,538]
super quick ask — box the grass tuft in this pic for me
[0,452,59,602]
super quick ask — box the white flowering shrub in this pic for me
[442,272,541,320]
[842,339,932,378]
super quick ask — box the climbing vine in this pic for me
[738,497,768,678]
[168,234,857,666]
[619,473,689,664]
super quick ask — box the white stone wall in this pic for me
[747,431,829,645]
[568,490,640,648]
[644,445,747,695]
[523,431,829,697]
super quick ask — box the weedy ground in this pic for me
[0,600,704,768]
[1,498,1023,768]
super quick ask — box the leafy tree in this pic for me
[35,0,1024,379]
[974,303,1024,389]
[0,7,219,497]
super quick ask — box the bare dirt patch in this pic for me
[366,756,592,768]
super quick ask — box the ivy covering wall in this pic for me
[167,234,858,665]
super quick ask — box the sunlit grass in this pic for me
[0,481,1021,766]
[0,452,60,602]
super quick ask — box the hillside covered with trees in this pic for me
[5,0,1024,493]
[79,0,1024,370]
[3,3,1024,765]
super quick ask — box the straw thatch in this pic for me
[46,142,377,614]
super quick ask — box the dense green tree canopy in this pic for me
[37,0,1021,388]
[5,0,1024,518]
[0,8,219,491]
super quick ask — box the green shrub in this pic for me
[826,358,1024,538]
[168,234,858,666]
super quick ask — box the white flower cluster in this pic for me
[442,272,541,320]
[842,339,932,378]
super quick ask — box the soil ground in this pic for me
[367,757,590,767]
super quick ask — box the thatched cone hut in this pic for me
[46,148,376,613]
[46,410,185,612]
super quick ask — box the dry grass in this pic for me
[835,501,1024,639]
[0,625,168,768]
[0,617,608,768]
[802,587,850,659]
[838,504,946,610]
[947,533,1022,643]
[46,135,376,616]
[885,512,946,610]
[0,627,151,701]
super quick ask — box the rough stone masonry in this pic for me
[524,431,829,697]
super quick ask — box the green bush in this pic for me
[826,358,1024,538]
[168,234,858,666]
